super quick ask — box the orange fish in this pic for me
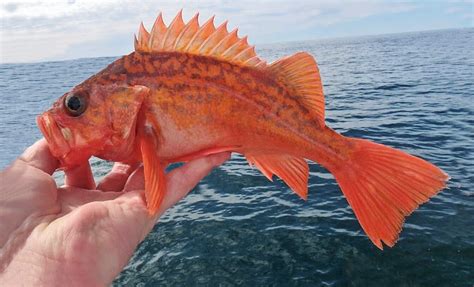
[37,11,449,249]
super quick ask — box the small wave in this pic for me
[374,83,416,90]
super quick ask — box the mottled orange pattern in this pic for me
[118,52,347,168]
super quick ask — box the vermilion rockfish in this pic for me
[37,11,448,249]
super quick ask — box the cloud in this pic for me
[0,0,436,63]
[445,0,473,22]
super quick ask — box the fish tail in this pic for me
[327,135,449,249]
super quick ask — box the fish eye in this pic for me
[64,92,87,117]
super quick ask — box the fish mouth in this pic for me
[37,113,73,166]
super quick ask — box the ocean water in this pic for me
[0,28,473,286]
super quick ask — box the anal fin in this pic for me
[246,153,309,200]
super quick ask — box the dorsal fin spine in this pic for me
[232,45,255,62]
[209,28,238,55]
[198,21,228,54]
[184,15,215,52]
[221,36,247,59]
[134,35,139,51]
[136,11,265,68]
[148,13,165,50]
[255,61,267,68]
[173,13,199,50]
[161,9,184,50]
[138,22,150,52]
[244,56,261,66]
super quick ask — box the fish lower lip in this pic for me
[37,115,51,139]
[37,115,53,143]
[37,114,71,159]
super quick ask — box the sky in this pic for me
[0,0,472,63]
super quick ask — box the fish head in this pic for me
[37,82,148,168]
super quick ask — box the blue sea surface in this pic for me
[0,28,473,286]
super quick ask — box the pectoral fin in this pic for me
[140,125,166,215]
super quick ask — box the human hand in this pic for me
[0,139,230,286]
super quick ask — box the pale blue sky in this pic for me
[0,0,472,63]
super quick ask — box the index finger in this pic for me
[97,162,141,191]
[64,161,96,189]
[19,138,59,175]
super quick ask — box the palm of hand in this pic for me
[0,139,229,285]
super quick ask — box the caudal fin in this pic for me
[331,137,449,249]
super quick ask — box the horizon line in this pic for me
[1,26,471,65]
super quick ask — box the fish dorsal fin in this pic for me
[267,52,325,125]
[246,153,309,200]
[134,11,266,68]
